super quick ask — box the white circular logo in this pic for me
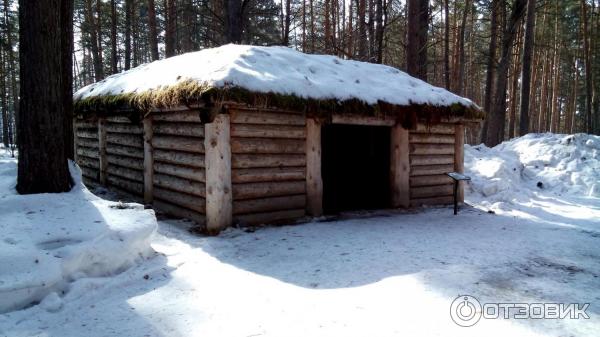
[450,295,482,327]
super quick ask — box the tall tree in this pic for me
[17,0,73,193]
[406,0,429,80]
[518,0,536,135]
[124,0,132,69]
[148,0,160,61]
[225,0,243,43]
[110,0,118,73]
[580,0,593,133]
[444,0,450,89]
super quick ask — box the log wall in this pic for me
[408,123,457,206]
[75,117,100,184]
[230,107,307,225]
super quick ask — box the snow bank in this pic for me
[0,151,157,313]
[74,44,474,109]
[465,133,600,207]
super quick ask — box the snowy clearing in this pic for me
[1,133,600,337]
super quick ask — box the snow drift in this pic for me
[0,152,157,313]
[465,133,600,207]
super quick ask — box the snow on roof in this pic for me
[74,44,476,110]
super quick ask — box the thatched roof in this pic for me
[73,44,483,121]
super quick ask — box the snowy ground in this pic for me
[1,133,599,337]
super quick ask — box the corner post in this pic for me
[454,123,465,203]
[73,117,79,163]
[204,114,232,234]
[98,117,107,185]
[306,118,323,216]
[143,116,154,205]
[390,124,410,208]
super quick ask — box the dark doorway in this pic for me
[321,124,391,214]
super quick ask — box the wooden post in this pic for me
[204,114,232,234]
[390,124,410,208]
[73,117,79,163]
[98,117,107,185]
[143,116,154,204]
[454,123,465,203]
[306,118,323,216]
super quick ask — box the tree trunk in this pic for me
[406,0,428,80]
[518,0,536,135]
[375,0,384,63]
[17,0,73,193]
[124,0,132,69]
[0,48,8,147]
[165,0,177,56]
[444,0,450,89]
[508,26,522,139]
[580,0,593,133]
[483,0,499,114]
[110,0,118,73]
[148,0,159,61]
[181,0,195,52]
[84,0,103,81]
[357,0,367,60]
[225,0,243,44]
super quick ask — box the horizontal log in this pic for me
[75,120,97,129]
[80,166,99,181]
[231,138,305,154]
[233,181,306,200]
[231,154,306,168]
[77,156,99,169]
[410,184,454,199]
[106,122,143,134]
[106,144,144,159]
[332,114,396,126]
[77,129,98,139]
[233,194,306,215]
[107,133,143,148]
[106,165,143,183]
[107,174,143,196]
[153,187,206,213]
[77,146,99,159]
[153,173,206,197]
[154,122,204,137]
[412,123,456,134]
[409,133,455,144]
[231,124,306,139]
[107,154,144,171]
[232,167,305,183]
[153,199,206,225]
[107,116,135,124]
[410,164,455,176]
[154,162,205,182]
[410,155,454,166]
[154,149,205,168]
[77,137,99,149]
[410,174,453,187]
[410,195,454,207]
[152,135,205,153]
[105,185,143,204]
[152,111,202,123]
[234,209,305,226]
[410,143,454,155]
[231,110,305,126]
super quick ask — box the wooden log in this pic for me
[98,117,108,185]
[231,109,306,126]
[230,124,306,139]
[233,181,306,200]
[231,154,305,168]
[143,117,154,204]
[153,199,206,225]
[410,175,453,187]
[76,129,98,139]
[154,149,205,168]
[235,209,305,226]
[233,195,306,215]
[410,143,455,155]
[106,165,144,182]
[409,133,455,144]
[73,117,79,163]
[332,114,396,126]
[107,154,144,170]
[75,120,97,129]
[231,138,305,154]
[204,114,233,233]
[152,135,205,153]
[410,184,454,199]
[81,166,99,181]
[454,124,465,203]
[154,122,204,137]
[106,122,143,134]
[77,156,99,169]
[153,187,206,213]
[76,146,99,159]
[107,174,143,195]
[412,123,456,134]
[107,133,144,148]
[152,110,202,123]
[106,144,144,159]
[305,118,322,216]
[106,116,135,124]
[153,173,206,197]
[410,196,454,207]
[410,155,454,166]
[154,162,205,182]
[410,164,454,176]
[390,124,410,208]
[77,137,99,149]
[232,167,305,183]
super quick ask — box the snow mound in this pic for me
[0,153,157,314]
[74,44,474,109]
[465,133,600,206]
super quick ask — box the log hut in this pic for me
[73,45,483,234]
